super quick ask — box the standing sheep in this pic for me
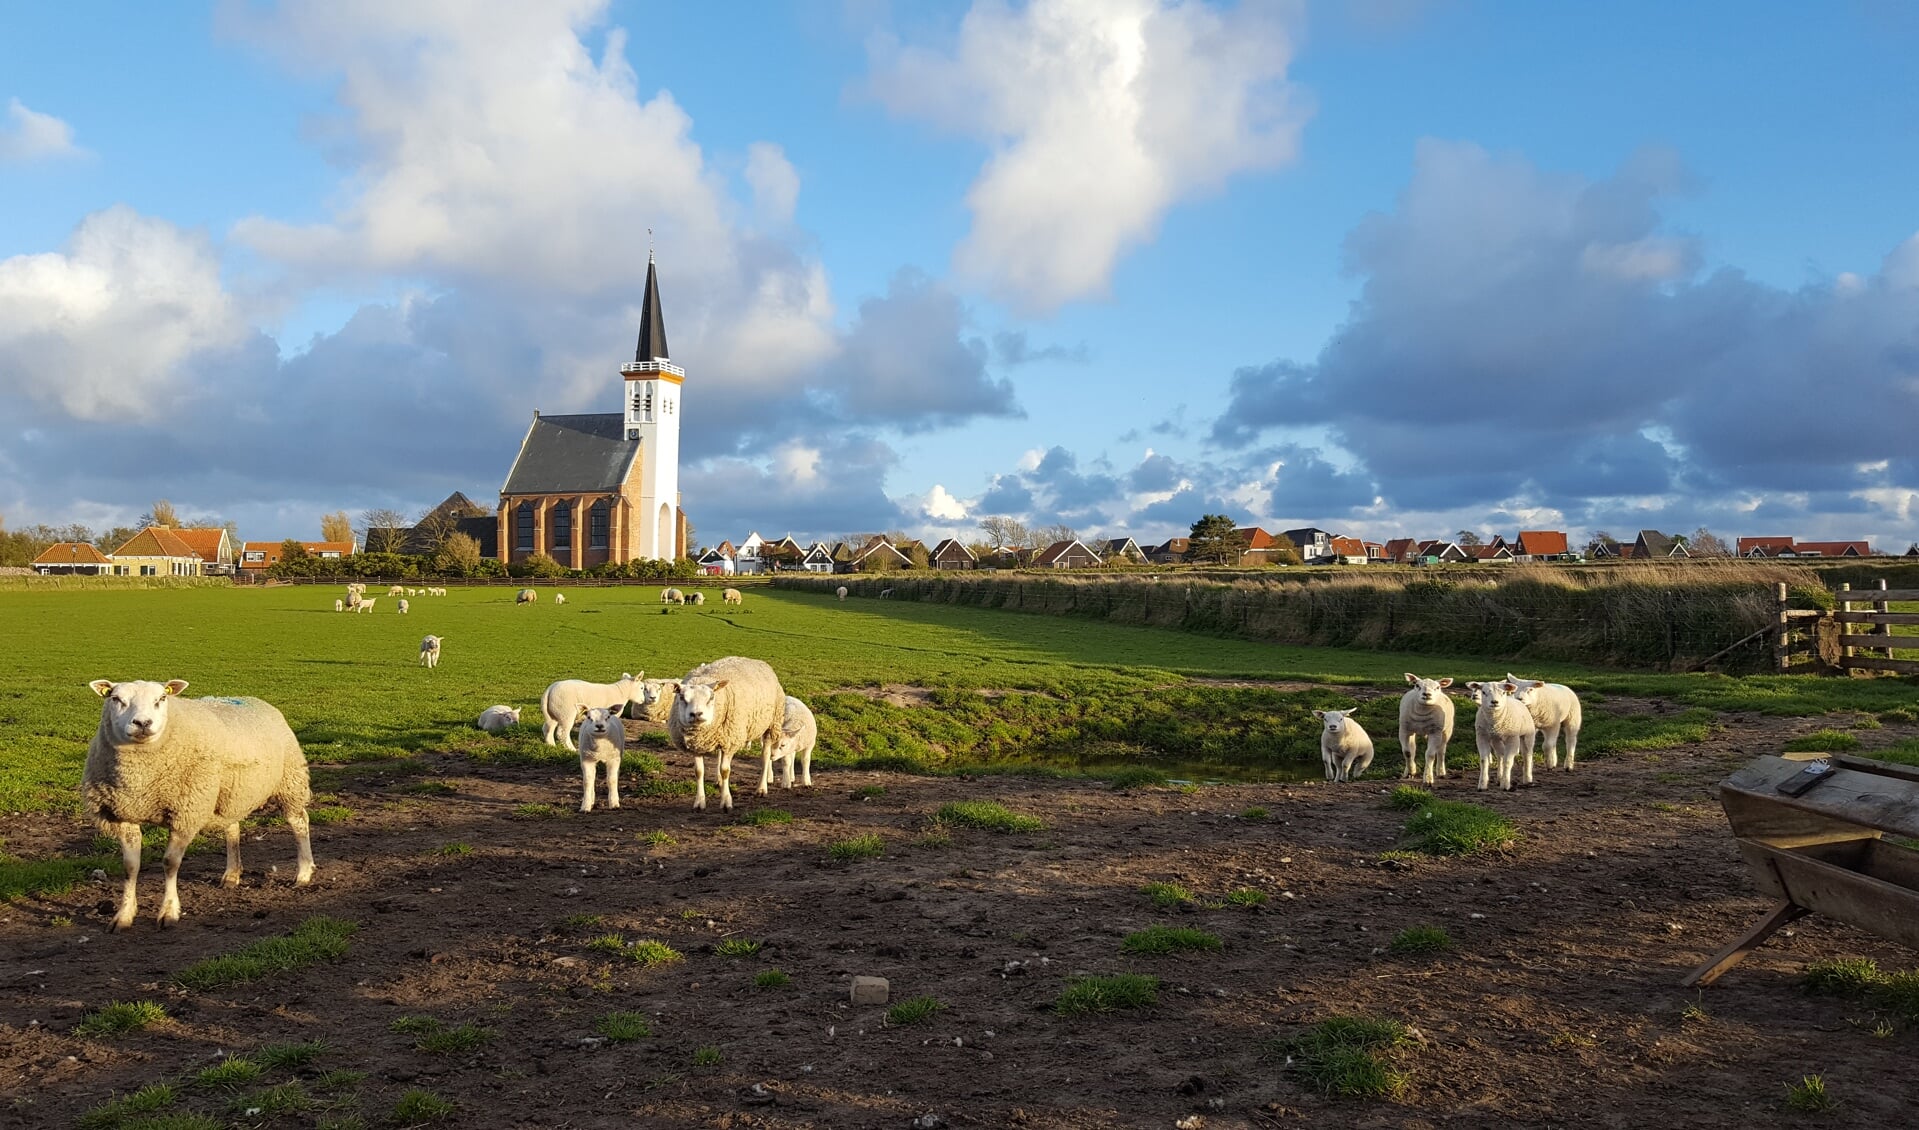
[1314,708,1374,783]
[541,673,646,750]
[516,588,538,604]
[397,599,409,614]
[1398,674,1456,785]
[82,679,313,931]
[663,656,786,813]
[1506,673,1584,771]
[690,591,705,606]
[836,586,848,601]
[723,588,743,605]
[555,593,567,605]
[878,588,894,599]
[575,706,626,812]
[419,635,444,668]
[759,695,816,793]
[334,598,344,613]
[476,705,522,732]
[660,587,676,605]
[1467,681,1538,791]
[356,598,378,614]
[388,585,405,597]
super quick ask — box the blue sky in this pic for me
[4,0,1918,550]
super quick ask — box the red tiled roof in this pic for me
[1033,539,1097,566]
[239,541,356,569]
[112,527,199,559]
[32,541,110,565]
[1467,544,1513,560]
[1383,538,1418,561]
[1516,530,1569,556]
[1328,536,1366,557]
[1737,537,1795,556]
[1795,540,1870,557]
[171,527,229,564]
[1234,527,1274,549]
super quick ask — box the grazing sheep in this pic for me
[879,588,894,599]
[82,679,313,931]
[1467,681,1538,791]
[836,586,848,601]
[1314,708,1374,783]
[723,588,743,605]
[633,679,679,724]
[664,656,786,812]
[397,599,409,614]
[388,585,405,597]
[541,673,646,751]
[660,587,676,605]
[759,695,816,793]
[516,588,537,605]
[575,706,626,812]
[333,598,344,613]
[418,635,444,668]
[356,598,378,614]
[1398,674,1456,785]
[690,591,705,606]
[1505,673,1584,771]
[476,705,522,733]
[554,593,567,605]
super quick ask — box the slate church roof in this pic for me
[502,413,639,494]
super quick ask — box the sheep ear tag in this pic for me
[165,680,189,696]
[89,679,115,697]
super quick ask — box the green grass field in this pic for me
[1,584,1910,815]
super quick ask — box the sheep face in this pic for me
[1465,680,1521,709]
[1404,673,1452,705]
[672,679,732,732]
[581,707,618,740]
[1313,708,1357,739]
[89,679,189,746]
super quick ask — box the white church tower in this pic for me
[621,252,684,560]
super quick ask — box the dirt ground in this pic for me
[6,703,1919,1129]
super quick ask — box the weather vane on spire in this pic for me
[647,227,654,264]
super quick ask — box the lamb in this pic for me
[1505,673,1583,771]
[1467,680,1538,791]
[418,635,444,668]
[723,588,743,605]
[541,673,646,751]
[1398,674,1456,785]
[633,678,679,724]
[476,705,522,732]
[1314,708,1374,783]
[407,588,417,597]
[397,599,409,614]
[575,706,626,812]
[517,588,537,604]
[836,586,848,601]
[664,656,786,812]
[879,588,894,599]
[356,598,377,614]
[690,591,705,606]
[388,585,405,597]
[759,695,816,793]
[554,593,567,605]
[82,679,313,931]
[333,598,344,613]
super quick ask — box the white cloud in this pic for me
[866,0,1309,312]
[0,98,83,162]
[920,483,968,521]
[745,142,800,226]
[773,440,823,485]
[0,206,251,421]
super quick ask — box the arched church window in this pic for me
[552,500,572,549]
[515,502,534,551]
[589,500,609,549]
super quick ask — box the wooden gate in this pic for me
[1834,580,1919,676]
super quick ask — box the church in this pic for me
[497,254,687,567]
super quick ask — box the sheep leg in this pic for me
[1563,722,1579,770]
[1540,722,1561,770]
[580,758,597,813]
[693,755,707,811]
[1354,749,1374,781]
[1437,732,1451,778]
[780,734,795,789]
[542,717,559,747]
[285,808,314,885]
[800,741,813,787]
[1399,730,1417,779]
[757,741,773,796]
[222,822,243,887]
[717,749,735,812]
[1476,737,1492,791]
[111,822,143,932]
[606,751,621,809]
[157,827,191,927]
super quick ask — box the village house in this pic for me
[172,527,236,574]
[841,537,911,573]
[1327,535,1371,565]
[1514,530,1573,560]
[800,542,836,573]
[1737,536,1796,558]
[1281,527,1336,564]
[239,541,356,572]
[930,538,978,569]
[1414,540,1470,564]
[369,492,495,558]
[1097,537,1145,564]
[1467,544,1515,563]
[109,528,205,577]
[1032,539,1103,568]
[1381,537,1420,564]
[1148,537,1189,564]
[1629,530,1690,559]
[1794,540,1872,557]
[31,542,112,575]
[695,543,735,575]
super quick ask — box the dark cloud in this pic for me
[1129,452,1182,493]
[1263,443,1379,519]
[678,434,907,544]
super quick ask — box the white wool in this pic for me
[516,588,538,604]
[555,593,566,605]
[665,656,787,812]
[82,679,313,931]
[1314,708,1374,784]
[397,599,409,614]
[575,706,626,813]
[1506,673,1584,771]
[836,586,848,601]
[418,634,444,668]
[356,598,377,614]
[1468,681,1538,791]
[633,678,679,724]
[723,588,743,605]
[690,591,705,606]
[541,673,645,751]
[757,694,817,793]
[1398,673,1456,786]
[333,598,344,612]
[476,704,522,733]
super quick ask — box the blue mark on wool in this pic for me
[203,696,251,705]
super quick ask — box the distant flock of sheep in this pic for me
[1315,673,1582,792]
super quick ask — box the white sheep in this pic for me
[575,706,626,812]
[388,585,405,597]
[407,588,417,597]
[356,598,378,614]
[690,591,705,606]
[82,679,313,931]
[759,695,816,793]
[397,599,409,614]
[660,587,676,605]
[1398,673,1456,785]
[517,588,537,604]
[1314,708,1374,783]
[555,593,567,605]
[1506,673,1584,771]
[723,588,743,605]
[664,656,786,812]
[879,588,894,599]
[419,635,444,668]
[633,678,679,724]
[333,598,344,613]
[541,673,646,751]
[476,705,522,733]
[836,586,848,601]
[1467,680,1538,791]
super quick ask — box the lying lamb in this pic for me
[419,635,444,668]
[633,679,679,724]
[1314,708,1374,783]
[1398,673,1456,785]
[576,706,626,812]
[723,588,743,605]
[664,656,786,812]
[1467,680,1538,791]
[759,695,816,793]
[83,679,313,931]
[476,704,522,732]
[1506,673,1583,771]
[542,673,645,751]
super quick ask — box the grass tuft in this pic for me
[934,800,1045,833]
[174,916,356,990]
[626,939,685,967]
[715,938,762,957]
[595,1010,652,1043]
[436,842,471,856]
[75,999,168,1037]
[1400,799,1518,856]
[754,968,791,989]
[511,802,563,819]
[228,1080,310,1116]
[886,995,947,1025]
[0,854,102,902]
[692,1045,723,1068]
[1120,925,1222,956]
[1225,887,1268,907]
[1783,729,1861,752]
[1239,806,1269,821]
[1284,1016,1412,1098]
[76,1083,177,1130]
[640,830,675,847]
[192,1055,264,1090]
[1387,925,1452,955]
[828,833,885,860]
[1804,957,1880,996]
[254,1039,327,1069]
[1105,766,1168,789]
[1386,785,1433,811]
[558,913,604,930]
[739,808,793,827]
[851,785,887,800]
[1783,1074,1833,1113]
[391,1088,456,1125]
[1055,973,1159,1015]
[1139,881,1194,909]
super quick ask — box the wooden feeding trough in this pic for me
[1685,753,1919,987]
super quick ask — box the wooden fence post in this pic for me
[1839,583,1854,667]
[1877,578,1893,661]
[1775,582,1790,673]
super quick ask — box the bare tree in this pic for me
[1454,529,1483,547]
[412,505,461,554]
[359,508,410,554]
[1034,523,1077,547]
[1688,527,1731,557]
[320,511,353,545]
[976,515,1034,549]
